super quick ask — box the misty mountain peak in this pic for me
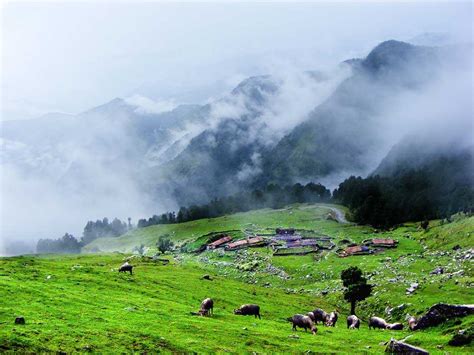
[80,97,132,117]
[363,40,416,71]
[231,75,279,105]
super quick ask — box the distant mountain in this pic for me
[253,40,443,188]
[373,135,474,207]
[153,71,342,204]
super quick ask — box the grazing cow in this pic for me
[347,315,360,329]
[234,304,261,319]
[386,322,404,330]
[118,262,133,275]
[326,311,338,327]
[288,314,317,334]
[199,298,214,316]
[408,316,418,331]
[368,316,388,330]
[311,308,329,325]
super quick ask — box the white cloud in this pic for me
[124,94,177,114]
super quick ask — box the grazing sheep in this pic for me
[311,308,329,325]
[199,298,214,316]
[326,311,338,327]
[118,262,133,275]
[288,314,317,334]
[386,322,404,330]
[408,316,418,331]
[368,316,388,330]
[234,304,261,319]
[347,315,360,329]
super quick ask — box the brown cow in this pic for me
[408,316,418,330]
[326,311,338,327]
[386,322,404,330]
[310,308,329,325]
[198,298,214,316]
[234,304,261,319]
[347,315,360,329]
[368,316,388,329]
[288,314,317,334]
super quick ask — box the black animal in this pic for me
[234,304,261,319]
[347,315,360,329]
[326,311,338,327]
[387,322,404,330]
[368,316,388,329]
[199,298,214,316]
[118,262,133,275]
[310,308,329,324]
[288,314,317,334]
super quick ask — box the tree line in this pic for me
[333,167,473,228]
[36,217,131,254]
[137,182,331,228]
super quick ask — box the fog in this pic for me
[1,1,472,255]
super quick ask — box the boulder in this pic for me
[448,329,473,346]
[414,304,474,330]
[430,267,444,275]
[406,283,419,295]
[385,338,428,354]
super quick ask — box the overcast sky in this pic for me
[1,1,472,121]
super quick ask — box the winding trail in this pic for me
[327,207,349,224]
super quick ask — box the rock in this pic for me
[288,334,300,339]
[406,283,419,295]
[452,244,461,251]
[385,338,429,354]
[430,267,444,275]
[386,304,410,317]
[413,304,474,330]
[15,317,25,325]
[448,329,473,346]
[202,274,212,280]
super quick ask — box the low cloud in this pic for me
[124,95,177,114]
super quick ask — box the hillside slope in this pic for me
[1,205,473,352]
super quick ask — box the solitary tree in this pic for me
[157,236,174,254]
[341,266,373,315]
[134,243,145,256]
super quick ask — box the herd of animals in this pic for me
[118,261,414,335]
[193,297,408,335]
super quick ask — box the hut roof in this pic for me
[344,245,371,255]
[226,236,265,250]
[208,235,232,248]
[372,238,397,246]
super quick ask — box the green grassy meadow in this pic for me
[1,204,473,353]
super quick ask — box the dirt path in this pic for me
[326,206,350,224]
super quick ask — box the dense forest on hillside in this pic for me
[137,182,331,228]
[334,155,474,228]
[36,218,131,254]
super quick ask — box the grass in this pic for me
[1,204,473,352]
